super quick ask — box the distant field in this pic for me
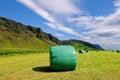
[0,51,120,80]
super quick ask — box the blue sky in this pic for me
[0,0,120,50]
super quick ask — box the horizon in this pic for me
[0,0,120,50]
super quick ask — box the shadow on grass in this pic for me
[32,66,51,72]
[32,66,72,73]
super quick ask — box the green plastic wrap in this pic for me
[117,50,120,53]
[79,49,84,53]
[50,46,77,71]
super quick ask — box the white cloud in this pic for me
[114,0,120,8]
[103,44,120,50]
[56,34,64,37]
[45,22,81,37]
[17,0,81,37]
[34,0,81,15]
[17,0,56,23]
[17,0,120,50]
[67,0,120,50]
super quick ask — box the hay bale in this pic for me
[96,50,99,52]
[50,46,77,71]
[86,49,89,53]
[79,49,84,53]
[117,50,120,53]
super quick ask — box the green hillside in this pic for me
[0,17,103,54]
[0,17,51,52]
[73,42,96,50]
[62,40,99,51]
[0,29,49,50]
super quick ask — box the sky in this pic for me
[0,0,120,50]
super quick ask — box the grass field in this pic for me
[0,51,120,80]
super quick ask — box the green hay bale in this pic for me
[50,46,77,71]
[117,50,120,53]
[96,50,99,52]
[79,49,84,53]
[86,49,89,53]
[112,50,114,52]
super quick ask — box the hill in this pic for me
[93,44,104,50]
[0,17,103,52]
[61,39,100,50]
[0,17,50,52]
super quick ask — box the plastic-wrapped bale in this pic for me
[86,49,89,53]
[50,46,77,71]
[117,50,120,53]
[79,49,84,53]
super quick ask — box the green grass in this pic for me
[0,51,120,80]
[0,48,48,55]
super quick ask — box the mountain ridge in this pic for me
[0,17,103,51]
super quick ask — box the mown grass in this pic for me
[0,48,48,55]
[0,51,120,80]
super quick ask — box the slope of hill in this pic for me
[61,39,99,50]
[0,17,103,52]
[93,44,104,50]
[0,17,50,52]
